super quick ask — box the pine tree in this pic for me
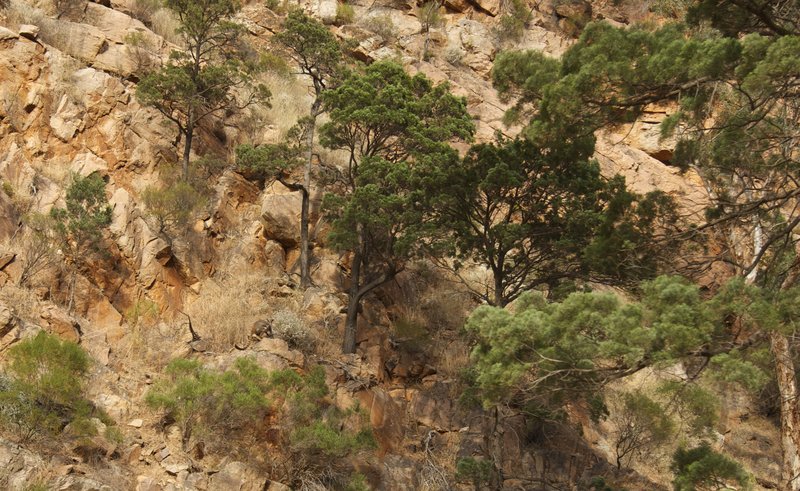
[320,61,474,353]
[137,0,270,180]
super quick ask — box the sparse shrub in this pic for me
[0,331,96,441]
[124,31,157,76]
[149,7,183,45]
[280,366,376,486]
[344,473,370,491]
[611,392,674,469]
[495,0,532,43]
[261,52,293,78]
[17,213,59,288]
[335,3,355,25]
[360,13,396,42]
[142,181,206,235]
[671,443,752,491]
[272,309,315,351]
[53,0,86,20]
[128,0,162,25]
[264,0,285,12]
[443,45,464,65]
[455,457,496,490]
[125,299,159,328]
[1,180,13,197]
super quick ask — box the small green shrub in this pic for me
[671,443,752,491]
[495,0,532,43]
[360,14,396,41]
[145,357,272,448]
[125,299,159,328]
[146,360,375,484]
[0,331,95,440]
[612,392,674,469]
[1,180,14,197]
[344,473,370,491]
[335,3,355,25]
[142,181,206,234]
[455,457,496,490]
[50,173,112,254]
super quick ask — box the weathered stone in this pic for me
[357,389,404,454]
[160,457,190,475]
[209,461,267,491]
[18,25,40,41]
[135,476,161,491]
[260,182,303,247]
[0,438,45,489]
[253,337,305,367]
[53,475,114,491]
[94,393,130,421]
[0,27,18,41]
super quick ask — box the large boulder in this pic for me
[0,438,44,490]
[260,182,302,248]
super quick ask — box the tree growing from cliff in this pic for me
[50,173,113,311]
[271,10,344,288]
[434,136,677,306]
[320,60,474,353]
[137,0,270,180]
[491,17,800,486]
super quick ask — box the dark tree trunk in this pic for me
[182,118,193,181]
[342,246,362,354]
[300,107,319,289]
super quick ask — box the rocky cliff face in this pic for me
[0,1,775,490]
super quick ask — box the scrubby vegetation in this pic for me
[0,332,117,443]
[146,359,375,487]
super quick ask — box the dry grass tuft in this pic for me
[185,270,274,349]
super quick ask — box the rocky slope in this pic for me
[0,0,780,489]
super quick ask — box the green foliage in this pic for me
[360,14,397,42]
[146,360,374,485]
[462,275,753,411]
[671,443,752,491]
[145,357,272,446]
[137,0,270,179]
[686,0,799,37]
[277,366,376,486]
[335,3,355,25]
[125,299,159,328]
[612,392,675,468]
[320,60,473,352]
[50,173,112,255]
[435,136,675,306]
[142,181,207,234]
[1,179,14,197]
[235,142,303,181]
[455,457,496,490]
[417,1,444,33]
[495,0,532,43]
[658,381,719,436]
[276,9,343,92]
[0,332,93,439]
[344,473,370,491]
